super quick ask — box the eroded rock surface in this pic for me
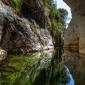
[0,0,53,54]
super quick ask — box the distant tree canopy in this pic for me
[47,0,68,27]
[44,0,68,33]
[58,8,68,26]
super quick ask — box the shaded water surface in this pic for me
[0,49,75,85]
[64,48,85,85]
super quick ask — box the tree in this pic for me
[57,8,68,27]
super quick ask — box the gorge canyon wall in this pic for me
[0,0,53,55]
[64,0,85,54]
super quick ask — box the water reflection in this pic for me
[64,66,74,85]
[64,48,85,85]
[53,48,74,85]
[0,49,74,85]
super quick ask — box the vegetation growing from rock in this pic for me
[43,0,68,47]
[12,0,24,14]
[0,0,68,55]
[2,0,67,34]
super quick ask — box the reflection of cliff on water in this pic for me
[0,48,73,85]
[64,48,85,85]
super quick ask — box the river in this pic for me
[0,48,84,85]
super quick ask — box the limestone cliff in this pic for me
[64,0,85,54]
[0,0,53,55]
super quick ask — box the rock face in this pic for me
[64,0,85,54]
[64,14,79,48]
[0,0,53,54]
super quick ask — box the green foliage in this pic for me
[43,0,56,9]
[58,8,68,26]
[48,2,68,33]
[11,0,24,14]
[43,0,68,47]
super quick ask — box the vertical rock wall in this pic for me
[64,13,79,48]
[64,0,85,54]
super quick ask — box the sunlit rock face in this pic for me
[64,0,85,54]
[0,0,53,54]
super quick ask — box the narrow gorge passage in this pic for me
[0,0,85,85]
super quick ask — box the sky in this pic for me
[54,0,72,24]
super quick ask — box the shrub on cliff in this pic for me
[12,0,24,14]
[43,0,68,46]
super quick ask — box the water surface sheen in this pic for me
[0,49,74,85]
[64,48,85,85]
